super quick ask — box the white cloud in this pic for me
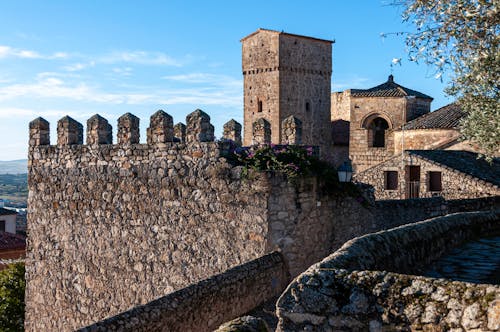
[112,67,133,76]
[0,106,114,120]
[100,51,182,66]
[0,76,124,103]
[0,74,241,107]
[63,61,95,72]
[162,72,242,88]
[0,45,68,60]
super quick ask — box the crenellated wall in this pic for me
[26,110,261,331]
[26,109,499,331]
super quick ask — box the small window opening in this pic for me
[258,100,263,113]
[428,172,442,192]
[368,117,389,147]
[384,171,398,190]
[0,220,5,232]
[305,102,310,112]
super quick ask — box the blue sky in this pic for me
[0,0,453,160]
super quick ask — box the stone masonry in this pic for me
[252,118,271,144]
[242,29,333,158]
[281,115,302,145]
[86,114,112,145]
[28,110,493,331]
[222,119,242,145]
[117,113,140,145]
[277,211,500,331]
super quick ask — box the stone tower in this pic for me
[241,29,333,155]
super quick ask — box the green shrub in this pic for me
[0,263,25,332]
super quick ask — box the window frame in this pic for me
[384,170,398,191]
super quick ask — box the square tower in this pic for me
[241,29,333,155]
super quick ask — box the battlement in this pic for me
[28,109,242,155]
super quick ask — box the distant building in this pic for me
[0,231,25,270]
[0,207,17,234]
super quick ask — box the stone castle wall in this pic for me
[26,111,274,331]
[79,252,289,332]
[277,210,500,331]
[26,111,498,331]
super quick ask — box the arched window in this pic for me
[368,117,389,147]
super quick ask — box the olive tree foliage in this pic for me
[0,263,25,332]
[391,0,499,158]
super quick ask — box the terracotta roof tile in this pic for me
[0,232,26,251]
[408,150,500,186]
[351,75,433,100]
[402,103,465,130]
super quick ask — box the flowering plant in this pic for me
[226,143,333,181]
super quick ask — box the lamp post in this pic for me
[338,161,353,183]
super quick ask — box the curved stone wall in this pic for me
[79,252,288,332]
[277,210,500,331]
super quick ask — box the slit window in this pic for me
[428,171,442,192]
[258,100,263,113]
[384,171,398,190]
[305,102,310,112]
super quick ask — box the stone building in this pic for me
[393,102,477,154]
[241,29,333,158]
[331,74,433,172]
[355,150,500,200]
[0,207,17,234]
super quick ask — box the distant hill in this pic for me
[0,160,28,174]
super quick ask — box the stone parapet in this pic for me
[117,113,140,144]
[281,115,302,145]
[147,110,174,144]
[223,119,242,145]
[252,118,271,144]
[57,116,83,146]
[86,114,112,145]
[276,210,500,331]
[78,252,289,332]
[173,122,186,143]
[29,117,50,146]
[186,109,214,143]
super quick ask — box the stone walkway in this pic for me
[422,235,500,284]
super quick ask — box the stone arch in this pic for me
[361,113,392,148]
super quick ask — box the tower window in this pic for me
[258,100,263,113]
[305,102,310,112]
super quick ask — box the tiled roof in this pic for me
[0,208,17,216]
[408,150,500,186]
[402,103,465,130]
[351,75,433,100]
[0,232,26,251]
